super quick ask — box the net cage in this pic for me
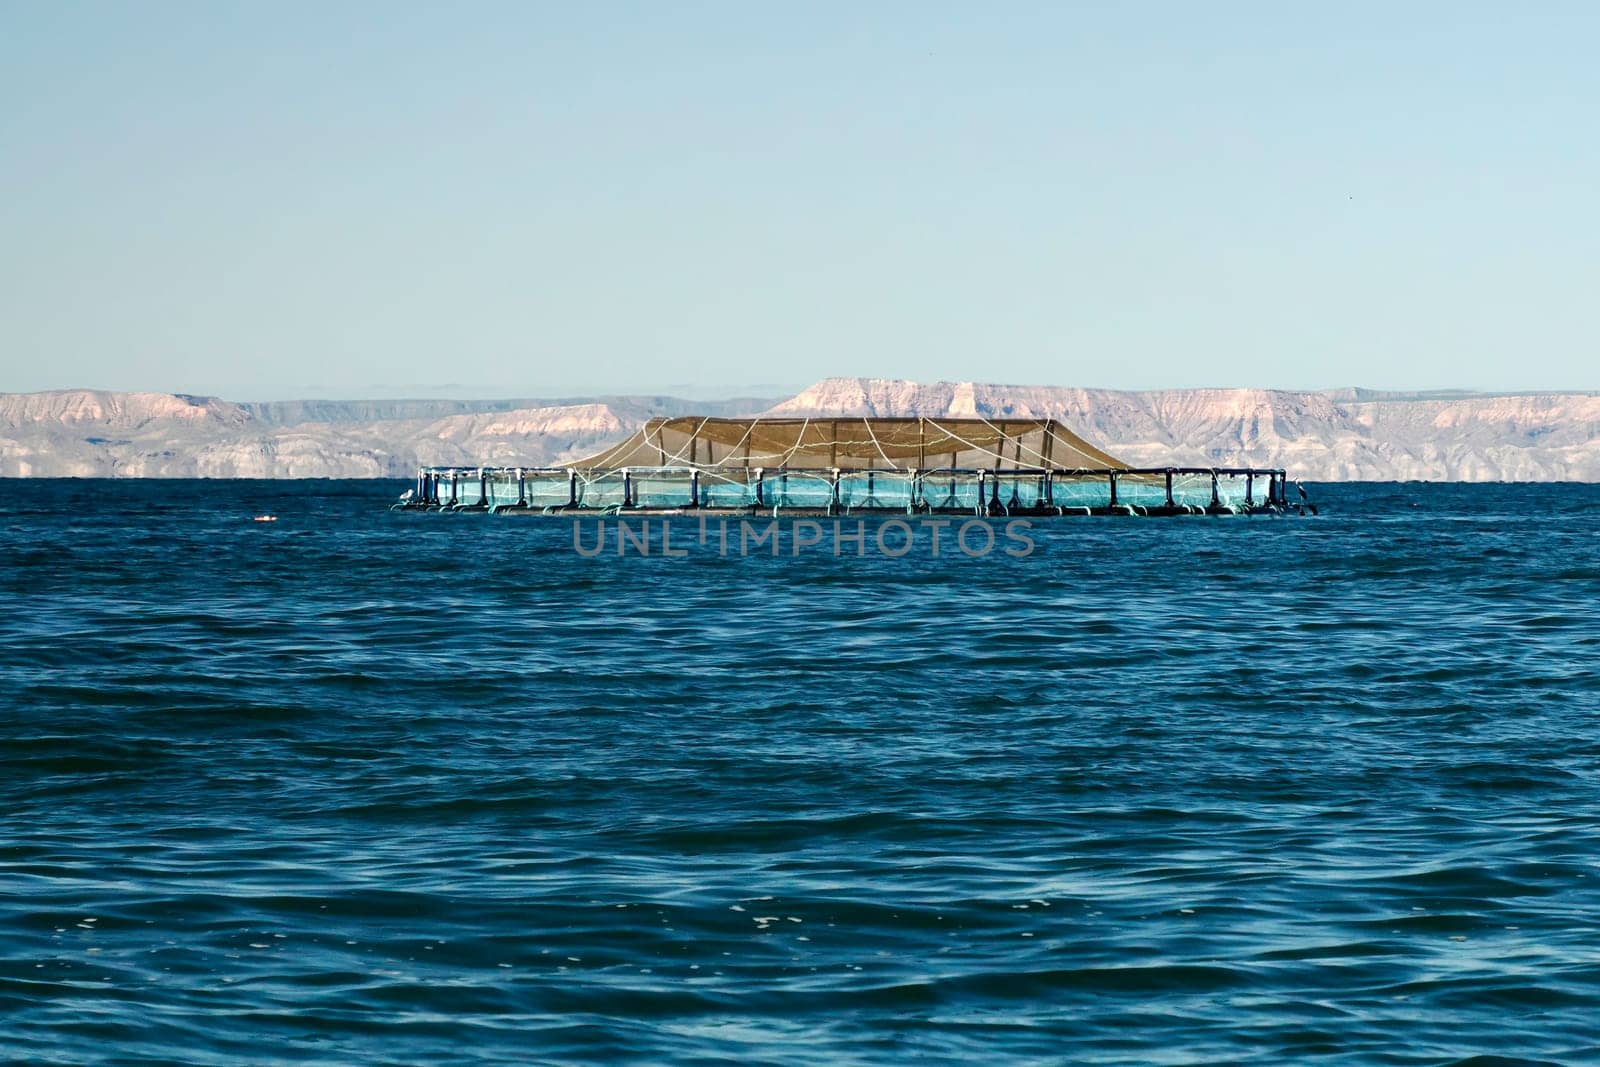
[407,416,1289,516]
[412,466,1287,516]
[572,415,1127,471]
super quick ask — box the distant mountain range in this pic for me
[3,379,1598,481]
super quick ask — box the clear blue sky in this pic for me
[1,2,1595,399]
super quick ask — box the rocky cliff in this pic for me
[770,379,1600,481]
[0,391,769,478]
[2,380,1597,480]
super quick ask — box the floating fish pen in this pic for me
[399,416,1298,517]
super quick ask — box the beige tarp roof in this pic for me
[569,416,1129,471]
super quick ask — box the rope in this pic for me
[654,416,713,466]
[921,418,1005,466]
[1040,423,1111,468]
[859,417,900,469]
[974,415,1055,468]
[770,417,812,467]
[702,419,758,469]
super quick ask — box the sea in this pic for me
[3,480,1599,1065]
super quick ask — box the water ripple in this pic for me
[2,481,1600,1063]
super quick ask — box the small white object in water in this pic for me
[252,515,278,523]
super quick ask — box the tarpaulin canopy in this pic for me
[568,416,1129,471]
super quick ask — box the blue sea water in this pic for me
[3,480,1600,1065]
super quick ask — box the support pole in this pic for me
[1164,470,1174,509]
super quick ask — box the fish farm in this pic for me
[399,416,1299,517]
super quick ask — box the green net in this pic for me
[1115,477,1169,508]
[485,477,520,509]
[1049,476,1114,509]
[838,471,916,510]
[914,472,985,512]
[991,473,1048,511]
[633,472,695,508]
[416,462,1284,516]
[698,471,758,507]
[525,473,572,507]
[577,471,627,508]
[765,470,836,509]
[452,476,487,508]
[1171,473,1214,508]
[1215,473,1251,508]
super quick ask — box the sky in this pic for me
[1,2,1596,400]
